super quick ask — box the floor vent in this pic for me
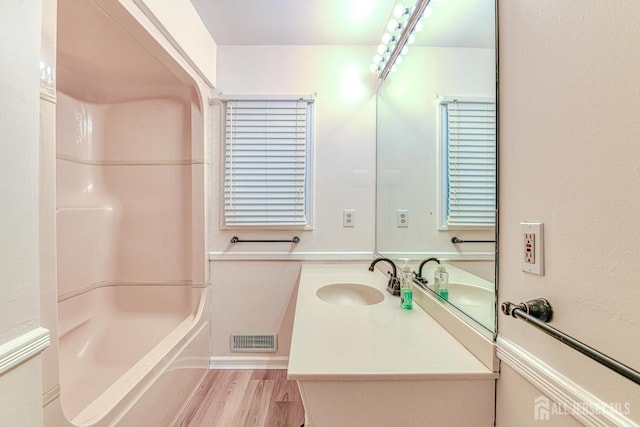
[231,334,277,352]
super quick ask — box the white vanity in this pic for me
[288,263,497,427]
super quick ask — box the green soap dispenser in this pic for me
[435,265,449,300]
[400,259,413,310]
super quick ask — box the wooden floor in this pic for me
[174,370,305,427]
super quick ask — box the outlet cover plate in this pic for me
[343,209,355,227]
[521,222,544,275]
[396,209,409,227]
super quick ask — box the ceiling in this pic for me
[190,0,495,49]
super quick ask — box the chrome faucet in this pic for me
[414,257,440,285]
[368,257,401,296]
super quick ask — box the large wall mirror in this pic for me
[375,0,497,333]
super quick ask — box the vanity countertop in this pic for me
[288,263,497,381]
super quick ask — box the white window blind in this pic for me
[223,97,313,227]
[441,98,496,227]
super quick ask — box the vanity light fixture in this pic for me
[370,0,431,81]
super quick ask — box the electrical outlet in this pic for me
[396,209,409,227]
[524,233,535,264]
[343,209,355,227]
[521,222,544,275]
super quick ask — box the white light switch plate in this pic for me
[521,222,544,275]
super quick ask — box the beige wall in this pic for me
[209,45,377,363]
[497,1,640,424]
[0,1,45,425]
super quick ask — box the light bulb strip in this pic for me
[378,0,431,81]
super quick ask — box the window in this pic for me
[439,97,496,228]
[222,96,314,228]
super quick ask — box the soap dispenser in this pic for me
[400,259,413,310]
[434,265,449,300]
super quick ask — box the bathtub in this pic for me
[55,285,208,426]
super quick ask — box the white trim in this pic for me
[497,337,636,427]
[209,356,289,370]
[0,327,50,376]
[208,251,374,261]
[130,0,214,88]
[219,93,316,102]
[39,87,56,104]
[42,384,60,408]
[376,251,495,262]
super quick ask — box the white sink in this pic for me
[443,283,495,329]
[316,283,385,306]
[446,283,494,307]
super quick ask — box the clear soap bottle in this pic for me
[435,265,449,300]
[400,259,413,310]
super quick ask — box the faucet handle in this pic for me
[387,276,401,296]
[412,271,427,284]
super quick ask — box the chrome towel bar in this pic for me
[501,299,640,386]
[451,236,495,244]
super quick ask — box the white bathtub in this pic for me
[54,285,208,426]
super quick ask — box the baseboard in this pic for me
[209,355,289,370]
[0,327,50,376]
[497,337,636,427]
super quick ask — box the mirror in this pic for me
[375,0,497,333]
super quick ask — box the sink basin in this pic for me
[437,283,495,329]
[316,283,385,306]
[446,283,494,307]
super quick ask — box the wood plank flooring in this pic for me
[174,370,305,427]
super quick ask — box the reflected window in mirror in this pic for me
[439,97,496,230]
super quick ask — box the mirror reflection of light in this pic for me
[423,5,433,19]
[346,0,375,25]
[340,62,367,102]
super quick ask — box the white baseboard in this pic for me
[497,337,636,427]
[209,355,289,370]
[0,327,50,376]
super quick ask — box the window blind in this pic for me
[223,98,313,227]
[442,99,496,227]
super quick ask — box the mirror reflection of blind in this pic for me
[444,99,496,227]
[223,98,313,227]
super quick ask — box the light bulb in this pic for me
[391,64,398,73]
[387,19,400,32]
[395,56,403,65]
[407,34,416,45]
[377,44,388,54]
[414,20,424,32]
[370,64,380,73]
[381,32,393,44]
[393,5,409,18]
[373,54,383,64]
[401,45,409,55]
[423,5,433,19]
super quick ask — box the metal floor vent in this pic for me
[231,334,277,352]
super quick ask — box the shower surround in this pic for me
[42,0,212,425]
